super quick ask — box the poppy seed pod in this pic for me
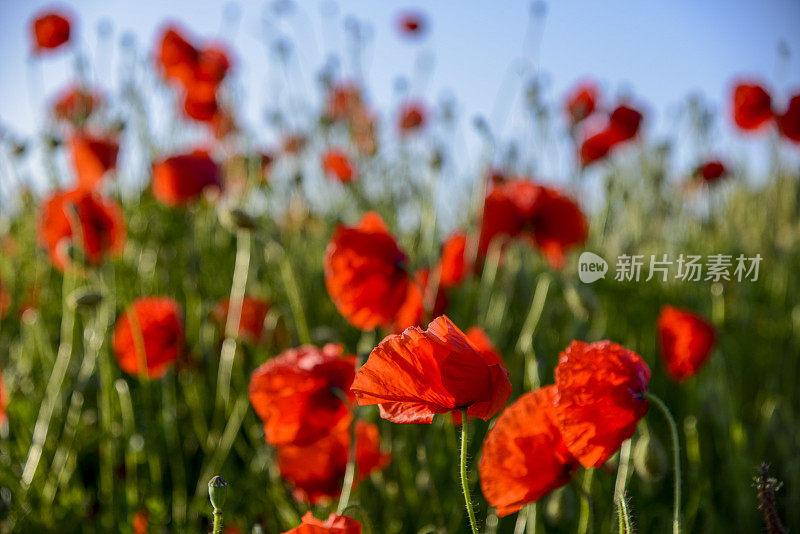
[208,476,227,510]
[219,206,257,231]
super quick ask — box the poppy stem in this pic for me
[337,410,359,514]
[217,229,251,410]
[577,468,594,534]
[21,269,76,491]
[615,491,633,534]
[459,408,479,534]
[645,392,682,534]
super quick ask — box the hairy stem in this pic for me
[459,409,479,534]
[645,392,682,534]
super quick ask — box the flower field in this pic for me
[0,3,799,533]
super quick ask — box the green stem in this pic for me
[21,270,76,490]
[337,413,359,514]
[577,469,594,534]
[615,492,633,534]
[645,392,682,534]
[278,250,311,345]
[212,510,223,534]
[459,409,479,534]
[217,229,251,411]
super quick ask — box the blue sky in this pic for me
[1,0,799,181]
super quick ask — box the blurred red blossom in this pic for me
[436,232,468,288]
[696,160,728,184]
[479,386,578,516]
[392,268,448,334]
[282,512,362,534]
[327,82,363,122]
[152,149,222,207]
[248,344,355,446]
[276,420,390,504]
[212,296,270,344]
[31,10,71,53]
[68,132,119,190]
[607,104,643,143]
[38,188,126,270]
[398,102,426,134]
[565,81,599,126]
[579,129,615,166]
[321,148,357,183]
[351,315,512,424]
[554,340,651,469]
[396,11,427,38]
[732,82,773,131]
[52,85,102,126]
[777,93,800,143]
[324,212,410,330]
[657,306,716,382]
[479,179,588,269]
[155,24,232,126]
[112,297,185,379]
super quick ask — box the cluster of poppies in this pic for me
[563,81,644,166]
[156,24,234,134]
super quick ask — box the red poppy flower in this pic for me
[565,81,599,125]
[277,420,390,504]
[607,104,643,144]
[579,130,615,166]
[351,314,512,424]
[396,11,427,38]
[248,344,356,446]
[211,296,270,344]
[398,102,426,134]
[52,85,102,125]
[554,340,651,469]
[152,150,222,207]
[69,132,119,190]
[528,186,589,269]
[112,297,184,379]
[392,269,448,334]
[479,180,587,269]
[436,232,468,288]
[157,25,199,85]
[282,512,362,534]
[657,306,716,382]
[733,82,773,131]
[696,160,728,183]
[324,212,410,330]
[479,386,578,516]
[777,93,800,143]
[38,189,126,270]
[322,148,357,183]
[327,82,363,122]
[31,11,71,53]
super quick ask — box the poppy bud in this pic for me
[68,287,103,310]
[208,475,227,510]
[633,434,668,482]
[219,207,257,232]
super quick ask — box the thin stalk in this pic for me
[613,439,632,501]
[21,270,76,489]
[615,492,633,534]
[278,250,311,344]
[216,229,251,410]
[645,392,682,534]
[337,411,359,514]
[577,468,594,534]
[459,409,479,534]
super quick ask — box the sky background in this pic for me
[0,0,799,191]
